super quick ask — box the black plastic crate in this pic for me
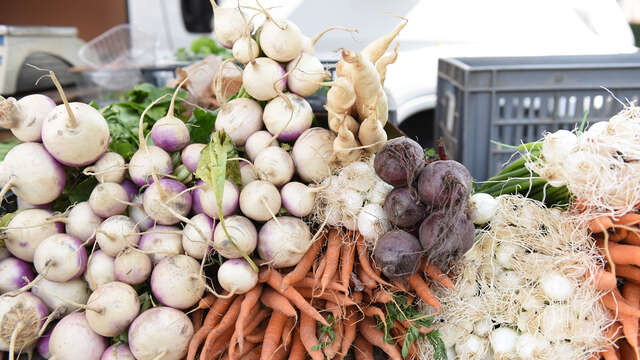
[435,53,640,180]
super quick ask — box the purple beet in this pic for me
[383,187,428,229]
[417,160,472,210]
[373,230,423,278]
[374,138,425,187]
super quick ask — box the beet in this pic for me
[419,210,475,266]
[383,187,428,229]
[373,230,423,278]
[417,160,472,210]
[373,138,425,187]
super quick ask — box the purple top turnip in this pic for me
[128,306,193,360]
[373,137,426,187]
[32,278,89,316]
[5,208,63,262]
[0,94,55,142]
[95,215,140,257]
[143,179,192,225]
[85,152,126,184]
[215,98,264,146]
[0,257,34,293]
[138,225,183,265]
[121,179,138,201]
[33,234,87,282]
[263,93,313,141]
[38,325,54,358]
[114,248,152,285]
[85,250,115,291]
[150,255,205,309]
[49,312,107,360]
[181,143,206,173]
[128,146,173,186]
[66,202,102,245]
[85,281,140,337]
[242,58,286,101]
[182,213,214,259]
[101,344,135,360]
[0,292,49,352]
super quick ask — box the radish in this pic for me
[280,181,315,217]
[5,208,63,262]
[214,98,263,146]
[89,182,129,218]
[34,234,87,282]
[138,225,183,265]
[49,312,107,360]
[121,179,138,200]
[292,127,336,183]
[0,257,34,293]
[128,145,173,186]
[470,193,498,225]
[254,146,294,187]
[263,93,312,141]
[242,58,286,101]
[101,344,135,360]
[31,278,88,316]
[239,180,281,222]
[0,94,55,142]
[16,198,52,211]
[114,248,152,285]
[0,292,49,355]
[83,152,125,184]
[95,215,140,257]
[217,258,258,295]
[240,161,258,186]
[287,54,327,97]
[182,213,214,259]
[245,130,279,162]
[258,216,311,268]
[151,82,190,152]
[37,326,52,359]
[41,72,109,166]
[85,281,140,336]
[259,18,303,62]
[195,180,238,220]
[233,35,260,64]
[209,0,246,48]
[129,195,154,231]
[181,143,205,172]
[128,307,193,360]
[85,250,115,291]
[0,142,65,205]
[212,215,257,259]
[142,179,192,225]
[151,255,205,309]
[66,202,102,244]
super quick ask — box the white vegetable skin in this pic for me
[138,225,183,265]
[242,58,286,101]
[541,129,578,165]
[182,213,214,259]
[101,344,135,360]
[151,115,190,152]
[240,162,258,186]
[32,278,89,316]
[340,161,376,193]
[367,178,394,205]
[281,182,315,217]
[215,98,263,146]
[516,333,542,359]
[129,195,154,232]
[217,258,258,295]
[196,180,239,220]
[0,94,55,142]
[239,180,281,222]
[540,272,575,301]
[494,242,520,268]
[211,5,245,48]
[0,257,34,293]
[85,281,140,337]
[258,216,311,268]
[357,203,390,242]
[292,127,336,183]
[5,208,62,261]
[470,193,498,225]
[245,130,279,162]
[0,293,49,352]
[34,234,87,282]
[66,201,102,244]
[287,53,326,97]
[49,312,107,360]
[89,182,129,218]
[128,307,193,360]
[142,179,192,225]
[232,36,259,64]
[254,146,294,187]
[263,93,313,141]
[151,255,205,309]
[181,143,206,173]
[114,248,152,285]
[128,146,173,186]
[540,304,573,342]
[489,327,518,354]
[455,334,486,357]
[473,318,493,337]
[85,250,116,291]
[259,19,302,62]
[212,215,257,259]
[96,215,140,257]
[88,152,125,183]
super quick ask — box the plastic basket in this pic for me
[435,53,640,181]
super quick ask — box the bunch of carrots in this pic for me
[185,228,449,360]
[590,213,640,360]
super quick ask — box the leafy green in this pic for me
[187,108,218,144]
[0,139,20,161]
[195,131,255,271]
[312,314,335,351]
[175,36,232,61]
[52,167,98,213]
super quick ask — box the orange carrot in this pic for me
[200,295,244,359]
[355,232,391,286]
[625,231,640,247]
[407,273,441,312]
[618,265,640,283]
[196,294,216,310]
[372,289,393,304]
[263,268,329,326]
[620,340,636,360]
[391,279,410,293]
[283,234,326,288]
[424,263,455,290]
[261,287,297,318]
[242,346,262,360]
[610,245,640,266]
[363,306,386,326]
[292,276,346,292]
[235,284,264,354]
[260,311,288,360]
[288,327,306,360]
[622,282,640,360]
[612,228,629,242]
[353,335,374,360]
[187,295,236,360]
[357,264,377,289]
[294,287,357,306]
[618,213,640,226]
[324,319,343,360]
[339,308,358,360]
[593,268,618,291]
[271,345,288,360]
[590,216,614,233]
[603,345,620,360]
[202,327,233,359]
[602,290,640,317]
[299,312,324,360]
[358,316,403,360]
[245,325,267,343]
[340,241,356,293]
[321,229,342,295]
[281,317,296,350]
[192,309,204,333]
[314,254,328,287]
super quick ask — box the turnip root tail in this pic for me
[361,16,407,64]
[30,66,78,129]
[375,42,400,86]
[213,58,237,106]
[310,26,358,48]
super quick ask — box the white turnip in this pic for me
[0,94,55,142]
[0,142,65,205]
[287,53,326,97]
[245,130,278,162]
[151,82,190,152]
[212,215,257,259]
[84,152,125,184]
[114,248,152,285]
[89,182,129,218]
[217,258,258,295]
[239,180,281,222]
[367,178,393,205]
[181,143,205,172]
[151,255,205,309]
[240,161,258,186]
[254,146,294,187]
[31,277,89,316]
[214,98,263,146]
[85,250,115,291]
[5,208,63,262]
[49,312,107,360]
[66,202,102,244]
[257,216,311,268]
[128,145,173,186]
[232,35,259,64]
[280,182,315,217]
[263,93,312,141]
[242,58,286,101]
[292,127,335,183]
[182,213,214,259]
[33,234,87,282]
[470,193,498,225]
[138,225,183,265]
[0,257,34,293]
[259,19,302,62]
[85,281,140,337]
[101,344,135,360]
[128,306,193,360]
[195,180,238,220]
[129,195,154,232]
[95,215,140,257]
[37,326,52,359]
[16,197,52,211]
[357,203,390,242]
[142,179,192,225]
[121,179,138,201]
[0,292,49,354]
[209,1,245,48]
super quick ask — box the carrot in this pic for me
[602,290,640,317]
[294,287,357,306]
[229,307,270,359]
[625,231,640,246]
[281,317,296,350]
[292,276,346,292]
[355,232,391,286]
[610,245,640,266]
[314,254,328,287]
[618,213,640,226]
[339,308,358,360]
[283,233,325,288]
[353,335,374,360]
[363,306,386,327]
[187,295,236,360]
[271,345,288,360]
[620,340,636,360]
[245,325,267,343]
[263,268,329,326]
[242,346,262,360]
[407,273,441,312]
[593,268,618,291]
[590,216,614,233]
[261,287,297,318]
[202,327,234,359]
[196,294,216,310]
[372,289,393,304]
[603,345,620,360]
[340,241,356,294]
[358,316,403,360]
[612,228,629,242]
[356,264,377,289]
[424,263,455,290]
[321,229,342,295]
[617,265,640,283]
[391,278,410,293]
[200,295,245,359]
[235,342,259,360]
[192,309,204,333]
[324,319,343,360]
[261,311,288,360]
[622,282,640,360]
[299,312,324,360]
[288,327,306,360]
[234,284,264,355]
